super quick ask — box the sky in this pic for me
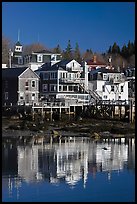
[2,2,135,53]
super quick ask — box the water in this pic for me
[2,137,135,202]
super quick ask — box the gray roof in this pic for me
[34,49,52,54]
[15,41,22,46]
[2,67,28,78]
[53,59,72,68]
[40,59,72,72]
[39,63,64,72]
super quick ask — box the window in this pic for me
[31,80,35,88]
[5,92,8,100]
[25,81,28,86]
[69,86,73,91]
[50,72,57,79]
[44,73,49,80]
[20,93,24,100]
[43,84,48,92]
[119,95,121,99]
[104,95,107,99]
[74,86,78,92]
[103,74,107,80]
[59,86,62,91]
[18,57,23,65]
[32,93,35,100]
[25,81,29,90]
[111,85,114,92]
[60,72,62,78]
[121,86,123,92]
[63,85,67,91]
[102,85,105,92]
[50,85,57,92]
[37,54,43,62]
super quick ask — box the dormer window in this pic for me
[37,54,43,62]
[15,46,22,52]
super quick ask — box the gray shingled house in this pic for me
[2,67,40,106]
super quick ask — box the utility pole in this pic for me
[9,49,13,68]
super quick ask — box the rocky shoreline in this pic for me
[2,116,135,144]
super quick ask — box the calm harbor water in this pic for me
[2,137,135,202]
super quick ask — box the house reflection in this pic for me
[16,138,135,184]
[2,138,135,198]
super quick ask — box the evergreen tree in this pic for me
[53,44,61,54]
[121,44,128,58]
[112,42,120,54]
[63,40,73,60]
[108,46,112,54]
[74,42,81,62]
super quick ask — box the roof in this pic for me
[87,59,106,66]
[90,67,121,74]
[33,49,53,54]
[40,59,72,72]
[15,41,22,46]
[39,63,65,72]
[2,67,28,78]
[53,59,72,68]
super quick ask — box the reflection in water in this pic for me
[2,137,135,201]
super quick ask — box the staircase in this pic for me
[79,83,101,103]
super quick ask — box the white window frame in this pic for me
[37,54,43,62]
[20,93,24,100]
[50,84,57,92]
[32,93,35,100]
[31,80,36,88]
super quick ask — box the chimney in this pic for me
[93,55,97,63]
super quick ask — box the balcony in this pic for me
[59,78,85,84]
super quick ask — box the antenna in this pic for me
[37,33,39,44]
[18,29,20,41]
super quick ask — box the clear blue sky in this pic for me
[2,2,135,53]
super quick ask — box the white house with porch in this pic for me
[88,68,129,102]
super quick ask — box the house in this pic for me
[23,50,62,71]
[35,59,90,103]
[123,67,135,99]
[88,68,129,102]
[86,55,107,71]
[2,67,40,106]
[11,40,62,71]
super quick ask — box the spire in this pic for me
[37,32,39,44]
[18,29,20,42]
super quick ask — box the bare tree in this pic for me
[2,35,12,64]
[82,49,93,61]
[23,43,48,55]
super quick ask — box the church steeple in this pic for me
[14,29,23,53]
[12,30,23,67]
